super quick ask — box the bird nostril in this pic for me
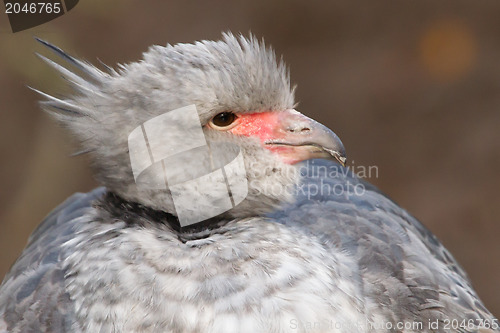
[287,126,310,133]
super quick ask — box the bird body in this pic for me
[0,34,497,332]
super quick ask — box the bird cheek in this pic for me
[229,111,299,163]
[229,111,281,143]
[263,145,302,164]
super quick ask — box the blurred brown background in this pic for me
[1,0,499,317]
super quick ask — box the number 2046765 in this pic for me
[5,2,62,14]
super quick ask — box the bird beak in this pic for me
[230,109,347,166]
[264,110,347,166]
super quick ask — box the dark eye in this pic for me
[209,112,238,130]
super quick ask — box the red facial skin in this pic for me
[229,111,304,164]
[229,111,277,140]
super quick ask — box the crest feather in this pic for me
[34,37,107,82]
[32,34,297,214]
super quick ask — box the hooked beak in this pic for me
[264,110,347,166]
[229,109,347,165]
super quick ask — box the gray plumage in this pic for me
[0,34,498,332]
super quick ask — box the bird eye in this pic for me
[209,112,238,130]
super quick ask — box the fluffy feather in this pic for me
[33,34,297,217]
[0,34,496,333]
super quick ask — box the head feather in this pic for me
[34,33,297,215]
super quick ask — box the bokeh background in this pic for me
[1,0,499,317]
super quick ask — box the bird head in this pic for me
[35,33,346,224]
